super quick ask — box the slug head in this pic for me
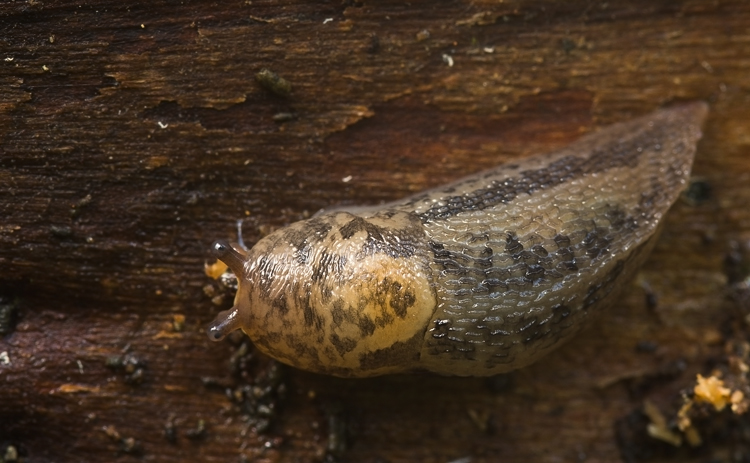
[206,211,437,377]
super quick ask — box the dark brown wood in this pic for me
[2,1,750,462]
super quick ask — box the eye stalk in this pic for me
[211,240,246,278]
[207,241,248,342]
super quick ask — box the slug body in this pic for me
[208,103,707,377]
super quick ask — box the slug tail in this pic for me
[207,306,242,341]
[211,240,246,277]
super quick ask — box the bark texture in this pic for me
[2,1,750,462]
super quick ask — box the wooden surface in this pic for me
[2,1,750,462]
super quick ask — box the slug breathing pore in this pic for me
[207,103,708,378]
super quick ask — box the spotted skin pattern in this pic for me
[208,103,708,377]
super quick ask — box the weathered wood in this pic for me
[2,1,750,462]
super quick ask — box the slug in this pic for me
[207,103,707,378]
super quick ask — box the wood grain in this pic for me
[2,1,750,462]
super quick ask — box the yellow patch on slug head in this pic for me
[319,251,435,370]
[233,211,436,376]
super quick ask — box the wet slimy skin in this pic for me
[207,103,707,377]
